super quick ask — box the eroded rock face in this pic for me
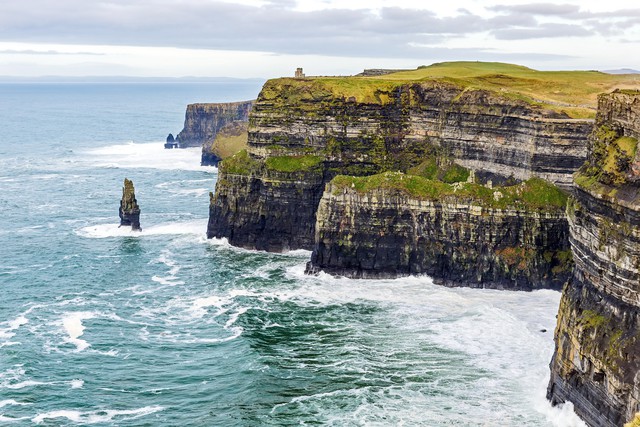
[547,90,640,426]
[208,78,591,252]
[305,178,571,289]
[176,101,254,148]
[119,178,141,231]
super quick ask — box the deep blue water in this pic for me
[0,82,585,426]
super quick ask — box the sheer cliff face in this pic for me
[176,101,254,148]
[208,79,590,252]
[307,177,571,289]
[548,91,640,427]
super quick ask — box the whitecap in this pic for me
[61,311,96,352]
[32,405,164,424]
[76,218,207,239]
[70,379,84,389]
[0,314,28,341]
[83,141,214,172]
[3,380,47,389]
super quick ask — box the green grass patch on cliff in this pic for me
[265,155,323,172]
[580,310,608,329]
[408,158,470,183]
[579,124,638,189]
[219,149,260,175]
[332,172,567,211]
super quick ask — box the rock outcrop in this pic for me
[201,121,249,167]
[547,90,640,426]
[119,178,141,231]
[305,175,572,289]
[208,74,591,252]
[164,133,177,149]
[175,101,254,148]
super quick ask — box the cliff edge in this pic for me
[547,90,640,426]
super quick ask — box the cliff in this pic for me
[305,174,571,289]
[547,90,640,426]
[208,63,613,252]
[201,121,249,167]
[175,100,254,149]
[119,178,141,231]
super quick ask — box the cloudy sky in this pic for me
[1,0,639,78]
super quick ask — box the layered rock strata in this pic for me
[209,77,591,251]
[119,178,141,231]
[175,100,254,148]
[548,90,640,426]
[305,174,571,289]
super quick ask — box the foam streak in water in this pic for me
[32,405,164,424]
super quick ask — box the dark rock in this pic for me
[164,133,178,149]
[119,178,141,231]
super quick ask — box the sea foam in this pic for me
[76,218,208,239]
[61,312,95,352]
[83,141,213,172]
[32,405,164,424]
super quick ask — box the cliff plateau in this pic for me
[548,90,640,426]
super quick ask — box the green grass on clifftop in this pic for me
[219,149,259,175]
[265,155,323,172]
[261,61,640,118]
[332,172,568,211]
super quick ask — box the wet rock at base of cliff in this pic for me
[119,178,141,231]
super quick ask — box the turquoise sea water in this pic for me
[0,82,585,426]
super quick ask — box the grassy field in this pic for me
[264,61,640,118]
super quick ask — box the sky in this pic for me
[0,0,639,78]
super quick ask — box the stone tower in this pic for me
[295,68,305,78]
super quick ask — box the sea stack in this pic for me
[119,178,141,231]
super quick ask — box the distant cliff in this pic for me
[175,101,254,148]
[548,90,640,426]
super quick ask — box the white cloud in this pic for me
[0,0,638,76]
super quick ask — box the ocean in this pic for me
[0,81,586,426]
